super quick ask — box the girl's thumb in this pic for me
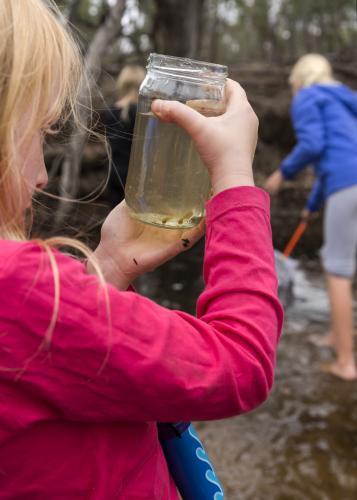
[151,99,205,138]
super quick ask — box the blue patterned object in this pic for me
[159,422,225,499]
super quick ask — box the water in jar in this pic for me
[125,100,224,229]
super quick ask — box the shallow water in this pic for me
[135,244,357,500]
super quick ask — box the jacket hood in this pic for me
[311,83,357,115]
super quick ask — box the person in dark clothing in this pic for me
[104,65,145,207]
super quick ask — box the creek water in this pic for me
[135,243,357,500]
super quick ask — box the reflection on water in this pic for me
[135,245,357,500]
[288,265,330,324]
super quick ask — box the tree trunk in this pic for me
[198,0,218,61]
[55,0,126,226]
[153,0,204,58]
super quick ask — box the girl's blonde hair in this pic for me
[0,0,84,239]
[289,54,336,89]
[0,0,110,359]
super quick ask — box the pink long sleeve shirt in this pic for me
[0,186,283,499]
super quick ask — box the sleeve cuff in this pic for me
[306,202,319,213]
[206,186,270,223]
[280,164,293,180]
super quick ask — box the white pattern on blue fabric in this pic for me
[188,426,225,499]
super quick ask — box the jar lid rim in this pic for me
[148,53,228,77]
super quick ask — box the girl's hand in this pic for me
[89,201,205,290]
[301,208,311,223]
[151,78,258,195]
[91,78,258,288]
[301,208,318,222]
[264,170,284,195]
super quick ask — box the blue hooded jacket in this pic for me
[280,84,357,212]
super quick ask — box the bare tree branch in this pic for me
[56,0,127,226]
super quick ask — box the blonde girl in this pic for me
[0,1,282,497]
[265,54,357,380]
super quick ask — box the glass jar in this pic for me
[125,53,228,229]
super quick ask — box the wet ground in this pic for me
[135,245,357,500]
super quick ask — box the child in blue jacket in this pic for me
[265,54,357,380]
